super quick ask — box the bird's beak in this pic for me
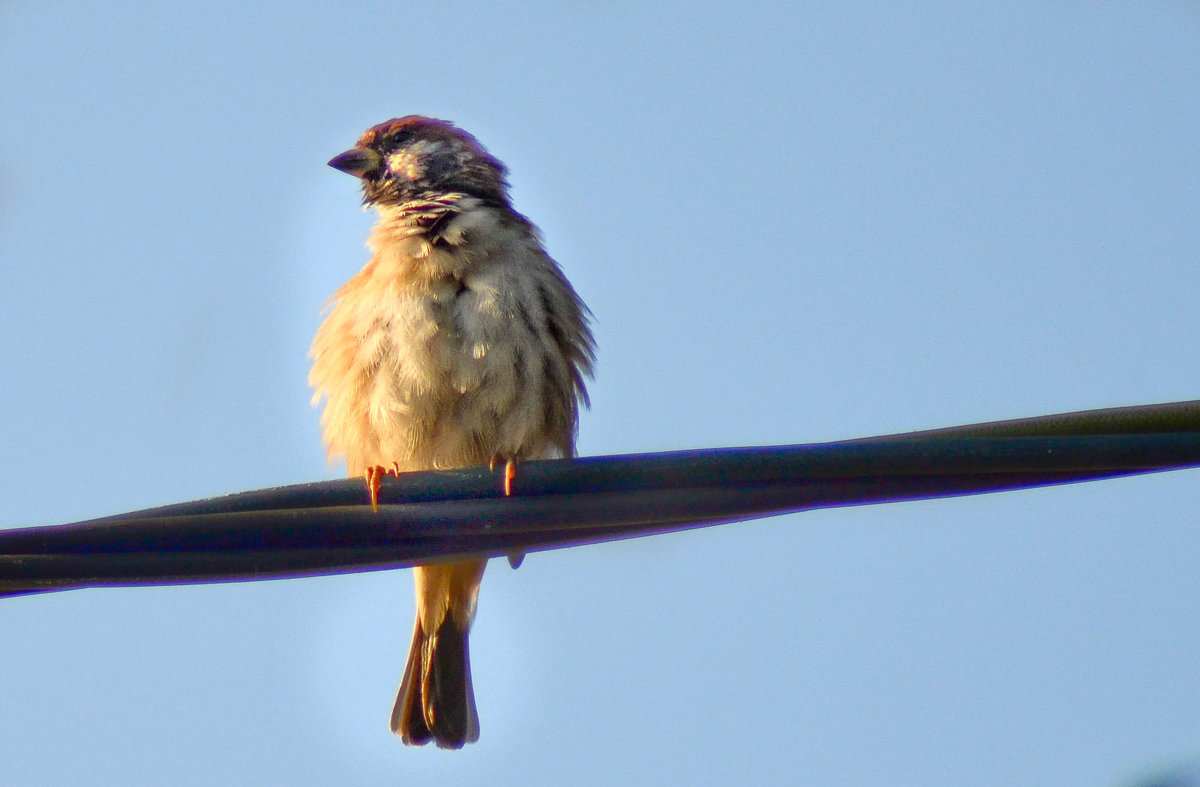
[328,147,382,178]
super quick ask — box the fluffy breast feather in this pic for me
[309,198,593,475]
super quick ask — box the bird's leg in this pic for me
[363,464,402,512]
[488,454,519,496]
[503,458,518,496]
[364,466,385,512]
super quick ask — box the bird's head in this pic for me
[328,116,509,207]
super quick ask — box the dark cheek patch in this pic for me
[423,151,456,183]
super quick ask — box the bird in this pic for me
[309,116,594,748]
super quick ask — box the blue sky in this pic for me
[1,2,1198,784]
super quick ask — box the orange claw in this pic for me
[364,464,399,512]
[489,454,519,496]
[503,458,517,496]
[364,466,384,512]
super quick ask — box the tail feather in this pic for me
[391,613,479,748]
[392,619,433,745]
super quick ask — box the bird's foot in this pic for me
[363,463,401,512]
[488,454,519,496]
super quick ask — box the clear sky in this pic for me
[1,2,1198,785]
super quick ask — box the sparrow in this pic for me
[309,116,594,748]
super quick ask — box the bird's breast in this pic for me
[311,201,579,473]
[319,261,531,470]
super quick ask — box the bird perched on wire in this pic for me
[310,116,594,748]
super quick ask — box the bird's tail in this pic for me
[391,611,479,748]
